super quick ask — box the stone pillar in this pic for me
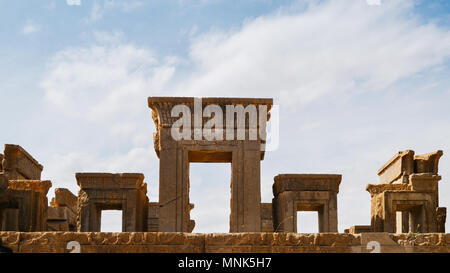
[157,134,192,232]
[230,141,261,232]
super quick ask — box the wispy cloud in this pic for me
[21,20,41,35]
[174,0,450,107]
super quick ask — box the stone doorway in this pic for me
[148,97,273,232]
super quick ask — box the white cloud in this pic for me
[86,2,103,23]
[21,20,41,35]
[39,32,172,203]
[40,32,176,124]
[174,0,450,108]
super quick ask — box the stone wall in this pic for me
[1,232,450,253]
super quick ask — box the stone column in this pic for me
[158,135,192,232]
[230,141,261,232]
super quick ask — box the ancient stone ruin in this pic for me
[272,174,341,233]
[76,173,149,232]
[348,150,446,234]
[0,97,449,253]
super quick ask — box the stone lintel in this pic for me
[408,173,441,192]
[273,174,342,196]
[366,183,410,197]
[76,173,145,190]
[148,96,274,107]
[148,96,274,129]
[7,180,52,195]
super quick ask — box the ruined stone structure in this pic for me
[273,174,341,233]
[47,188,77,231]
[148,97,273,233]
[0,97,449,253]
[76,173,149,232]
[1,144,43,180]
[0,145,51,232]
[348,150,446,234]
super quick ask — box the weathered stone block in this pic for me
[414,150,443,174]
[53,188,77,209]
[348,225,373,234]
[2,144,43,180]
[377,150,414,184]
[273,174,341,196]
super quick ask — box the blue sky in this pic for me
[1,0,450,233]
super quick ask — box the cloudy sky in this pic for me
[1,0,450,233]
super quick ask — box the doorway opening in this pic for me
[297,211,319,233]
[189,162,231,233]
[100,210,122,232]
